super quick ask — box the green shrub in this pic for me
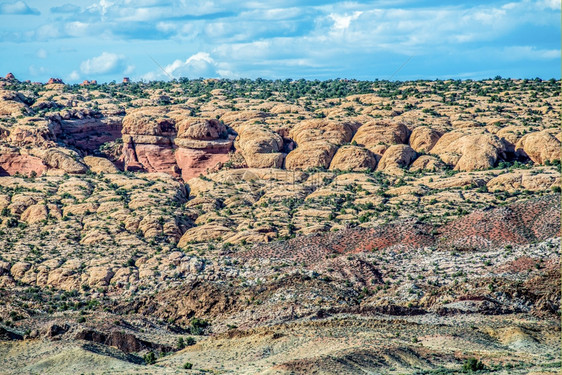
[462,357,485,372]
[144,351,156,365]
[176,337,185,349]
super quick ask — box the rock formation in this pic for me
[431,130,508,171]
[409,126,442,153]
[376,144,417,174]
[47,78,64,84]
[285,119,361,170]
[235,123,285,168]
[351,120,410,152]
[329,145,377,171]
[122,107,235,181]
[515,129,561,164]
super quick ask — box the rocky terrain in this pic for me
[0,75,559,374]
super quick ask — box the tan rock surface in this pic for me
[235,124,285,168]
[487,171,560,192]
[515,130,561,164]
[376,145,417,173]
[431,131,507,171]
[83,156,119,173]
[285,141,338,170]
[20,204,49,224]
[409,155,444,172]
[329,145,377,171]
[351,121,409,149]
[289,119,361,145]
[409,126,442,153]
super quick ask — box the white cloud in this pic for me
[28,65,47,76]
[503,46,561,60]
[538,0,561,10]
[80,52,126,75]
[329,11,363,31]
[36,48,47,59]
[143,52,238,80]
[67,70,80,81]
[0,1,39,15]
[165,52,217,78]
[87,0,114,17]
[65,22,92,37]
[34,24,61,40]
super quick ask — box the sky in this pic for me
[0,0,559,83]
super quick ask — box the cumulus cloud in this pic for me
[67,70,80,81]
[50,4,81,14]
[87,0,114,17]
[1,0,559,81]
[143,52,238,80]
[0,1,38,15]
[329,11,363,31]
[537,0,561,10]
[80,52,126,75]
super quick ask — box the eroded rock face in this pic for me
[431,131,508,171]
[285,119,361,170]
[0,147,47,176]
[177,117,227,140]
[83,156,119,174]
[285,141,338,170]
[409,155,444,172]
[35,148,88,174]
[329,145,377,171]
[289,119,361,145]
[515,130,561,164]
[409,127,442,153]
[376,145,417,174]
[0,90,32,117]
[20,204,49,224]
[122,107,234,181]
[235,123,285,168]
[58,114,123,154]
[487,171,560,192]
[351,121,410,151]
[4,120,56,148]
[178,223,233,247]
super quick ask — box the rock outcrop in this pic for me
[376,145,417,174]
[515,130,561,164]
[431,131,508,171]
[0,147,47,176]
[83,156,119,174]
[122,107,235,181]
[0,90,32,117]
[329,145,377,171]
[409,127,442,153]
[351,121,409,151]
[487,170,560,192]
[33,148,88,174]
[235,124,285,168]
[409,155,444,172]
[289,119,361,145]
[285,141,338,170]
[285,119,361,170]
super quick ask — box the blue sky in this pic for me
[0,0,559,83]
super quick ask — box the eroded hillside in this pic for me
[0,76,559,374]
